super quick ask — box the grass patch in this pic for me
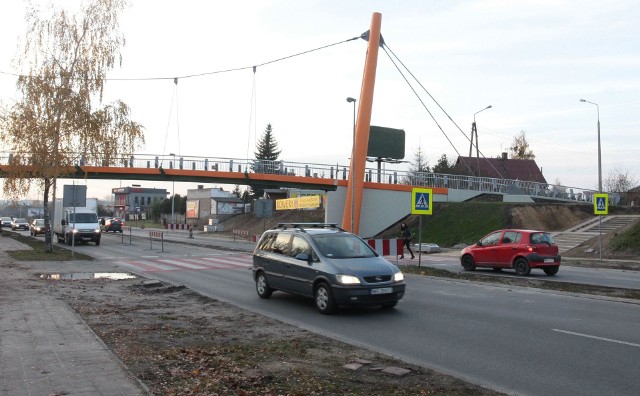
[610,221,640,251]
[402,265,640,300]
[412,202,511,246]
[1,232,93,261]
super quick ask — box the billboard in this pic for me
[367,126,405,160]
[186,200,199,219]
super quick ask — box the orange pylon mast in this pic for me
[342,12,382,235]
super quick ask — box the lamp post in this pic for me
[346,97,357,232]
[170,153,176,229]
[471,105,492,177]
[580,99,602,261]
[579,99,602,193]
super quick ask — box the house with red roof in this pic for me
[452,153,547,184]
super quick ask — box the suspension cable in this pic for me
[1,36,362,82]
[383,42,506,179]
[161,81,177,166]
[175,77,181,157]
[246,66,257,161]
[380,45,475,176]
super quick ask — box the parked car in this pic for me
[252,223,406,314]
[101,217,123,233]
[11,218,29,231]
[30,219,46,236]
[0,217,12,228]
[460,229,561,276]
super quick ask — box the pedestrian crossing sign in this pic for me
[594,193,608,215]
[412,188,433,215]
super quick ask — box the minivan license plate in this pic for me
[371,287,392,295]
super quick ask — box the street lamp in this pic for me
[580,99,603,261]
[471,105,492,177]
[580,99,602,193]
[170,153,176,229]
[346,97,357,232]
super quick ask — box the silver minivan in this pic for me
[252,223,406,314]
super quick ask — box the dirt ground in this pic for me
[508,204,593,231]
[0,233,499,396]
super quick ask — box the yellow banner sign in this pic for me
[276,195,321,210]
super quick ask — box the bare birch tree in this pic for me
[0,0,144,252]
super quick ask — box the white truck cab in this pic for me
[53,200,101,246]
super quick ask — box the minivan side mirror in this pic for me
[295,252,311,262]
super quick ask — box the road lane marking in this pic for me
[552,329,640,348]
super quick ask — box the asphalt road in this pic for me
[409,253,640,290]
[49,231,640,396]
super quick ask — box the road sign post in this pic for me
[593,193,609,262]
[411,188,433,266]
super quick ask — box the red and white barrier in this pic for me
[165,223,191,230]
[366,238,403,257]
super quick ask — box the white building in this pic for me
[186,186,244,221]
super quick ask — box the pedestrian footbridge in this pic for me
[0,153,599,237]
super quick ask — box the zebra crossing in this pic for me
[116,252,452,273]
[116,253,253,272]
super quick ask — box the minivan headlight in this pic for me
[394,272,404,282]
[336,274,361,285]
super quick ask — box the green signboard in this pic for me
[367,126,405,159]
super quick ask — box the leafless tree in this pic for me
[0,0,144,252]
[604,168,638,193]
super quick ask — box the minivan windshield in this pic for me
[312,234,377,259]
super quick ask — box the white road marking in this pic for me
[552,329,640,348]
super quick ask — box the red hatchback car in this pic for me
[460,229,561,276]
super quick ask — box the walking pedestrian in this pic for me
[399,222,415,259]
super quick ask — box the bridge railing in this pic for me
[0,152,596,203]
[369,168,597,203]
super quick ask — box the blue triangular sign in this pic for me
[416,193,429,209]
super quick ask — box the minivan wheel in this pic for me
[461,255,476,271]
[314,282,337,315]
[255,272,273,298]
[514,258,531,276]
[543,266,559,276]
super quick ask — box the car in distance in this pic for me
[1,217,13,228]
[460,229,561,276]
[252,223,406,314]
[11,218,29,231]
[101,217,123,233]
[30,219,46,236]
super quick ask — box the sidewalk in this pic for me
[0,234,146,396]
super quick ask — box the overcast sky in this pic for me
[1,0,639,200]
